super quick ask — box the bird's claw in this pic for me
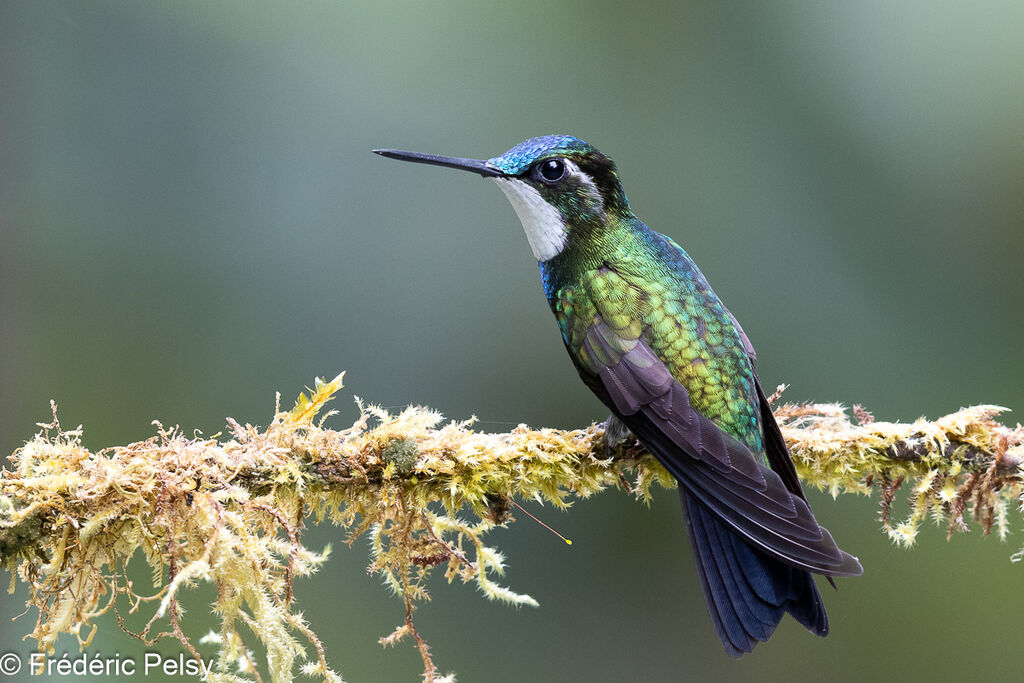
[603,414,632,458]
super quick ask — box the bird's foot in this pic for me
[603,414,632,458]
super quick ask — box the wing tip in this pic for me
[831,551,864,578]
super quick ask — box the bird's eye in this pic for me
[537,158,567,183]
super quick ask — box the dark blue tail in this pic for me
[682,491,828,656]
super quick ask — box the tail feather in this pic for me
[683,491,828,656]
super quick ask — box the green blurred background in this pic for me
[3,1,1024,681]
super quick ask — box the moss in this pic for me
[1,374,1021,682]
[776,400,1022,546]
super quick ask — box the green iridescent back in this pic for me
[544,218,763,454]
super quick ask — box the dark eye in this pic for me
[537,158,567,183]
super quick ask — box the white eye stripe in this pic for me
[493,178,568,262]
[564,159,604,216]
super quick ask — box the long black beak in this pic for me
[373,148,505,178]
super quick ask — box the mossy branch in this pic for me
[2,373,1022,682]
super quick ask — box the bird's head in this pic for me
[374,135,631,262]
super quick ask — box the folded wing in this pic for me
[576,317,861,577]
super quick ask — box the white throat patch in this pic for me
[493,178,568,262]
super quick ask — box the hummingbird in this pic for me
[374,135,862,656]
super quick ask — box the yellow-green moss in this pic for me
[1,375,1021,682]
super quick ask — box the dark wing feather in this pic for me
[576,320,861,577]
[755,376,806,501]
[728,308,806,501]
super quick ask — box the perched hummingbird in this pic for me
[374,135,862,656]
